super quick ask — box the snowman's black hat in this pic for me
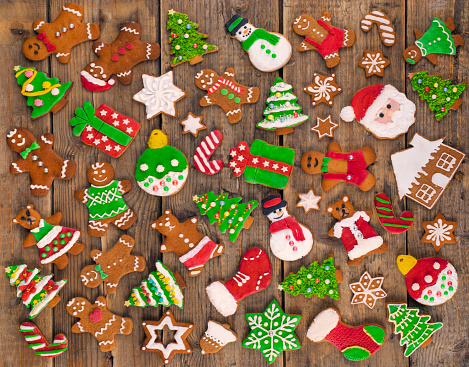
[262,195,287,216]
[225,15,249,36]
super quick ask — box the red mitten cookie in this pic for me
[374,193,414,233]
[193,130,223,175]
[20,322,68,358]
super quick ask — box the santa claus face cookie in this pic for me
[87,162,114,186]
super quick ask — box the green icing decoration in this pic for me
[415,18,456,56]
[136,144,188,182]
[342,347,370,361]
[86,180,128,220]
[363,325,386,344]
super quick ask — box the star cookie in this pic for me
[358,49,390,77]
[297,189,322,213]
[304,73,342,106]
[311,115,338,139]
[421,213,457,252]
[133,71,186,119]
[349,271,387,309]
[179,112,206,137]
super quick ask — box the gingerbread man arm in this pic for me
[55,47,73,63]
[94,296,108,310]
[71,321,85,334]
[90,249,104,263]
[118,180,132,194]
[322,179,341,191]
[327,226,335,237]
[184,216,199,231]
[38,133,54,149]
[10,158,27,174]
[32,20,49,33]
[200,94,214,107]
[327,141,342,153]
[74,188,89,204]
[22,233,37,248]
[364,210,373,218]
[320,11,333,26]
[116,70,133,85]
[413,28,424,40]
[298,40,317,52]
[223,68,236,82]
[45,212,62,225]
[91,41,109,58]
[113,234,135,254]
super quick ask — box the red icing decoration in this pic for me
[448,281,452,286]
[111,54,119,61]
[118,47,126,55]
[425,86,430,91]
[20,322,68,358]
[125,42,134,49]
[304,21,345,58]
[270,216,306,242]
[89,308,102,322]
[405,257,448,299]
[374,193,414,234]
[172,33,177,38]
[324,150,370,187]
[193,130,224,176]
[325,321,383,355]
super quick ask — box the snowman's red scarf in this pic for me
[207,77,245,94]
[269,216,305,241]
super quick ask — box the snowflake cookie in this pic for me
[349,271,387,309]
[421,213,457,252]
[358,49,390,77]
[304,72,342,106]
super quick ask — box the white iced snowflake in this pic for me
[361,52,387,74]
[308,74,338,103]
[426,218,454,248]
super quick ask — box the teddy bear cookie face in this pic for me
[300,151,324,174]
[66,297,89,318]
[7,128,31,153]
[327,196,354,220]
[194,69,218,90]
[87,162,114,186]
[151,209,178,238]
[12,205,40,229]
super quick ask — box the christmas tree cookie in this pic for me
[257,77,309,135]
[135,130,188,196]
[14,66,72,120]
[167,9,218,66]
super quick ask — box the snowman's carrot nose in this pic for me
[243,29,249,34]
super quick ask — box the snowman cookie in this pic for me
[135,130,188,196]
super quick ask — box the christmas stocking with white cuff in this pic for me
[307,308,386,361]
[206,248,271,317]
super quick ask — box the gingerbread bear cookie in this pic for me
[74,162,137,236]
[80,234,145,293]
[13,204,85,270]
[293,11,355,68]
[67,296,133,352]
[195,68,259,124]
[7,128,77,196]
[23,3,100,63]
[151,209,224,277]
[81,22,160,92]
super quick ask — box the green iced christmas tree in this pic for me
[257,77,309,135]
[278,255,341,300]
[167,9,218,67]
[408,71,466,120]
[193,191,258,242]
[387,303,443,357]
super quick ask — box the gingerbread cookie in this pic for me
[293,12,355,67]
[304,73,342,106]
[179,112,206,137]
[374,193,414,234]
[7,128,77,196]
[80,234,145,293]
[311,115,338,139]
[421,213,457,252]
[23,3,100,63]
[200,321,237,355]
[194,130,223,175]
[358,49,390,77]
[349,271,387,309]
[81,22,160,91]
[195,68,259,124]
[20,322,68,358]
[296,189,322,213]
[151,209,224,277]
[75,162,137,236]
[13,204,85,270]
[67,296,133,352]
[360,11,395,46]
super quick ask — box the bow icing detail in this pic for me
[94,264,108,279]
[229,141,254,176]
[36,32,57,53]
[20,141,40,159]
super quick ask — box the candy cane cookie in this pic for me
[360,11,395,46]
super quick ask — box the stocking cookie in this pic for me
[360,11,395,46]
[374,193,414,233]
[304,73,342,106]
[66,296,133,352]
[75,162,137,236]
[200,321,237,355]
[194,130,223,175]
[195,68,259,124]
[7,128,77,196]
[20,322,68,358]
[22,3,100,63]
[81,22,160,91]
[80,234,145,293]
[421,213,457,252]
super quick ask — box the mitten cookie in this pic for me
[7,128,77,196]
[200,321,237,355]
[80,234,145,293]
[360,11,395,46]
[193,130,223,175]
[20,322,68,358]
[22,3,100,63]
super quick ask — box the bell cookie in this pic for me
[358,49,390,77]
[421,212,457,252]
[304,73,342,106]
[374,193,414,233]
[20,322,68,358]
[360,11,395,46]
[179,112,206,137]
[311,115,338,139]
[193,130,223,175]
[200,321,237,355]
[349,271,386,309]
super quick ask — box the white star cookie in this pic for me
[296,189,322,213]
[179,112,206,137]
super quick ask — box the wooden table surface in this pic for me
[1,0,467,366]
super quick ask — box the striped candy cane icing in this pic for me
[360,11,395,46]
[20,322,68,358]
[374,193,414,233]
[194,130,224,175]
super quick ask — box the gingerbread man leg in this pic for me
[112,209,137,230]
[343,29,356,47]
[69,242,85,255]
[52,253,70,270]
[358,174,376,192]
[220,100,243,124]
[361,146,377,165]
[325,53,341,68]
[88,219,110,237]
[30,176,54,196]
[322,179,342,191]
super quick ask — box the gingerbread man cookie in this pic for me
[74,162,137,236]
[80,234,145,293]
[66,296,133,352]
[22,3,100,63]
[7,128,76,196]
[195,68,259,124]
[81,22,160,92]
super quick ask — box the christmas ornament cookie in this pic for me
[243,299,301,364]
[206,247,271,317]
[7,128,77,196]
[387,303,443,357]
[12,204,85,270]
[141,309,193,364]
[5,264,66,319]
[311,115,338,140]
[193,192,258,242]
[20,322,68,358]
[179,112,206,137]
[125,261,186,309]
[229,140,295,190]
[301,142,377,191]
[397,255,458,306]
[279,254,342,300]
[340,84,416,139]
[200,321,237,355]
[327,196,388,266]
[358,49,390,77]
[70,102,141,158]
[408,71,466,120]
[67,296,133,352]
[296,189,321,213]
[195,67,260,124]
[167,9,218,66]
[360,11,395,46]
[262,194,314,261]
[304,72,342,106]
[75,162,137,236]
[135,130,188,196]
[151,209,224,276]
[349,271,387,309]
[22,3,100,63]
[391,133,465,209]
[80,234,145,293]
[225,15,292,72]
[403,17,464,65]
[133,72,186,119]
[293,12,355,67]
[374,193,414,234]
[307,308,386,361]
[14,66,72,120]
[81,22,160,91]
[193,130,223,175]
[421,213,457,252]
